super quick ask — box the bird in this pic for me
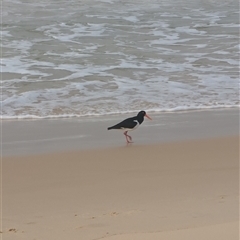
[107,110,152,143]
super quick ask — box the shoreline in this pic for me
[2,108,239,157]
[1,106,239,121]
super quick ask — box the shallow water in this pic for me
[2,0,239,119]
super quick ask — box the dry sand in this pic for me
[2,135,239,240]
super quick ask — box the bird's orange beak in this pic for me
[145,113,152,120]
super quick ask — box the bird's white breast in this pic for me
[120,120,139,131]
[130,120,139,131]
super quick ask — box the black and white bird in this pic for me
[107,110,152,143]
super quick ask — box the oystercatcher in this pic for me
[107,110,152,143]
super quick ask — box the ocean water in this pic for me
[2,0,239,119]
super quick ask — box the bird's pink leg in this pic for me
[127,133,132,141]
[124,131,130,143]
[124,131,133,143]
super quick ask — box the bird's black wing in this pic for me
[108,117,138,130]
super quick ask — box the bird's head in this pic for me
[138,110,152,120]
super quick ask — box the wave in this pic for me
[1,105,239,120]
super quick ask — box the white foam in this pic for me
[2,105,239,120]
[150,38,193,46]
[175,26,206,35]
[2,56,52,76]
[122,16,139,23]
[4,39,33,54]
[214,50,229,55]
[2,0,239,120]
[97,0,116,4]
[1,31,12,37]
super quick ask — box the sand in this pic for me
[2,109,239,156]
[2,132,239,239]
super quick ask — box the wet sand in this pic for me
[2,109,239,156]
[1,109,239,240]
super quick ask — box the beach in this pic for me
[2,109,239,240]
[2,0,239,238]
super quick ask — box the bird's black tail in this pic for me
[107,127,113,130]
